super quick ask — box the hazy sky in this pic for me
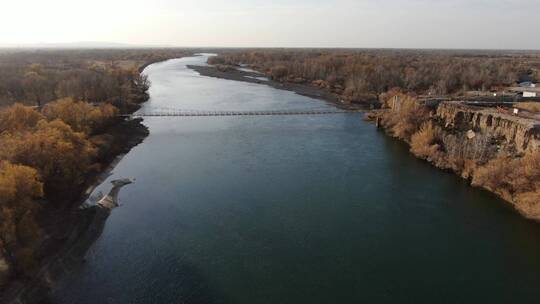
[1,0,539,49]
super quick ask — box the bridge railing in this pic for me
[119,108,358,117]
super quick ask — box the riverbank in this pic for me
[191,63,540,222]
[368,95,540,221]
[3,178,134,304]
[188,65,367,111]
[0,51,198,303]
[0,60,161,303]
[1,117,149,304]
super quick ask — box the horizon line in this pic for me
[1,44,540,52]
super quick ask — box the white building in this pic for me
[524,91,537,97]
[509,86,540,98]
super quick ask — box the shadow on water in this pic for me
[47,262,229,304]
[43,212,230,304]
[6,181,131,304]
[41,182,229,304]
[9,206,112,304]
[378,128,524,218]
[372,127,540,303]
[134,262,230,304]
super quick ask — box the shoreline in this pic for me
[0,58,158,303]
[1,118,149,304]
[188,65,369,111]
[189,63,540,222]
[78,117,149,207]
[2,53,196,303]
[368,102,540,222]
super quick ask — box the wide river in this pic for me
[52,55,540,303]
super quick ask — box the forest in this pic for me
[209,49,540,103]
[0,48,190,109]
[0,48,189,287]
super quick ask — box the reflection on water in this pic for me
[51,55,540,304]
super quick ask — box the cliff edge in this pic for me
[373,95,540,220]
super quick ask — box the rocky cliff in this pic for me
[436,102,540,155]
[374,96,540,221]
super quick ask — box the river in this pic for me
[51,54,540,303]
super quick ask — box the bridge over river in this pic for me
[120,107,359,117]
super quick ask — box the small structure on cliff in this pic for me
[466,130,476,139]
[438,101,540,154]
[509,86,540,98]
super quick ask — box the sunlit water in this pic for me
[51,54,540,303]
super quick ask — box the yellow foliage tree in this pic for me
[0,161,43,205]
[410,122,443,159]
[0,161,43,273]
[43,98,118,134]
[379,93,431,140]
[0,103,45,133]
[3,119,97,199]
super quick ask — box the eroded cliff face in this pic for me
[436,102,540,155]
[374,97,540,221]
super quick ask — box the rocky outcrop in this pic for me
[96,178,132,209]
[436,101,540,154]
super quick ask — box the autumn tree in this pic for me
[211,50,532,99]
[0,161,43,274]
[270,65,289,80]
[22,68,53,107]
[43,98,118,134]
[378,93,431,140]
[0,103,45,133]
[1,119,97,200]
[410,122,443,159]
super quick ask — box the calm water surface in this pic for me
[52,55,540,303]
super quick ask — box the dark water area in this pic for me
[51,55,540,303]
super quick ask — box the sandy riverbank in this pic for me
[188,65,368,111]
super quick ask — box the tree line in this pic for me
[209,49,540,103]
[0,49,190,110]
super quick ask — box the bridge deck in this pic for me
[121,109,357,117]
